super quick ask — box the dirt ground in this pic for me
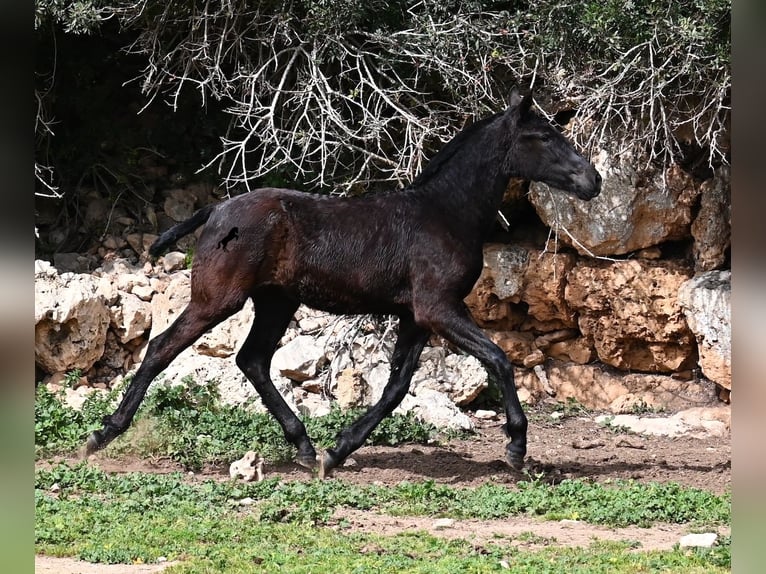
[36,407,731,573]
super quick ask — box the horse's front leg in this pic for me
[320,315,429,477]
[421,302,527,470]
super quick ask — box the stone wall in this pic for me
[34,158,731,426]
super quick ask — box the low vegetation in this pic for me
[36,462,730,572]
[35,376,437,468]
[35,382,730,572]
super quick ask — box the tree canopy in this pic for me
[35,0,730,197]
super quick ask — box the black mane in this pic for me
[409,111,503,189]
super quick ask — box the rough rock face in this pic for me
[517,360,718,412]
[565,259,697,373]
[678,271,731,389]
[691,166,731,272]
[529,155,701,256]
[465,244,576,331]
[35,261,110,373]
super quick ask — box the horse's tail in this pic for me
[149,204,216,257]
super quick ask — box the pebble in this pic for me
[474,409,497,420]
[432,518,455,530]
[679,532,718,548]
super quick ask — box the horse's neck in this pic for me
[415,158,509,242]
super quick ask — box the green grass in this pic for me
[35,377,438,469]
[35,463,730,573]
[35,380,730,573]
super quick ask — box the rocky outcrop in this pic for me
[691,167,731,272]
[466,246,699,375]
[514,360,718,412]
[529,156,704,256]
[565,259,697,373]
[34,147,732,429]
[34,261,110,373]
[678,271,731,390]
[465,245,577,332]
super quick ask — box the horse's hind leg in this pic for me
[85,296,245,455]
[320,315,429,477]
[235,290,317,468]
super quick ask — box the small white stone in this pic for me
[432,518,455,530]
[475,409,497,420]
[679,532,718,548]
[238,497,255,506]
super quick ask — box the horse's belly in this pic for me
[293,275,410,315]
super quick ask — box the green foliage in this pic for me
[35,0,107,34]
[598,415,634,435]
[62,368,83,388]
[35,463,730,571]
[34,382,122,454]
[34,385,88,453]
[34,376,437,469]
[305,406,436,448]
[183,246,194,269]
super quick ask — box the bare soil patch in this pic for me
[41,406,731,493]
[34,556,176,574]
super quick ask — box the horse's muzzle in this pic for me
[573,168,602,200]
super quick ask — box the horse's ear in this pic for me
[507,87,533,118]
[508,86,523,108]
[521,91,533,116]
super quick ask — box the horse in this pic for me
[85,87,601,477]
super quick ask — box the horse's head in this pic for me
[503,87,601,200]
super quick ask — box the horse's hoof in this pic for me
[318,450,339,480]
[295,453,318,471]
[82,432,102,458]
[505,451,525,472]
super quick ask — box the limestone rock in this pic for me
[679,533,718,549]
[519,250,578,330]
[465,244,527,327]
[465,244,576,329]
[529,156,700,256]
[536,361,717,411]
[149,271,191,336]
[595,405,729,438]
[678,271,731,389]
[443,354,488,406]
[397,388,473,431]
[487,330,536,364]
[193,301,254,358]
[271,334,327,381]
[156,346,298,413]
[691,167,730,272]
[336,368,365,409]
[161,251,187,273]
[229,451,264,482]
[546,337,596,364]
[566,259,696,372]
[35,266,110,374]
[296,392,332,418]
[110,292,152,344]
